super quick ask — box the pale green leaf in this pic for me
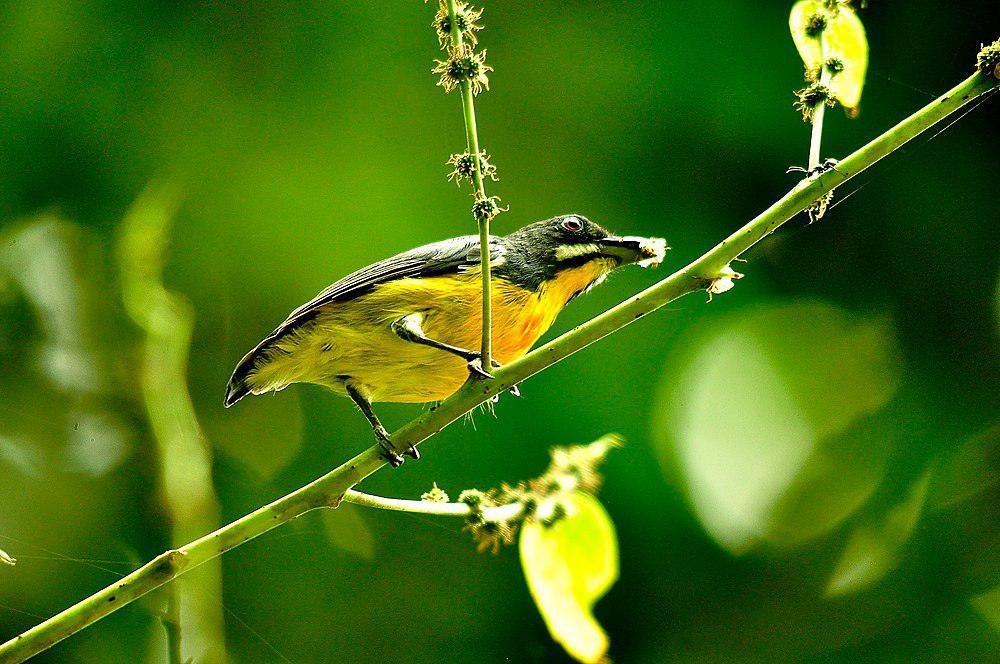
[520,493,618,664]
[971,583,1000,634]
[653,301,901,553]
[790,1,869,110]
[790,1,826,71]
[322,503,376,560]
[928,424,999,511]
[826,470,931,597]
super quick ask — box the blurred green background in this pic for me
[1,1,998,662]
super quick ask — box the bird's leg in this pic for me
[343,381,418,467]
[391,314,500,380]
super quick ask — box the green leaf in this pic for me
[322,503,376,560]
[653,301,901,553]
[928,424,999,511]
[519,493,618,664]
[789,1,869,110]
[971,583,1000,634]
[825,470,931,597]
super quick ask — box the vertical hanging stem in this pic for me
[808,42,830,170]
[162,590,183,664]
[808,96,827,169]
[446,0,493,370]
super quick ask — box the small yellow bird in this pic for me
[225,214,666,464]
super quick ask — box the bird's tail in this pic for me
[224,347,261,407]
[224,377,251,407]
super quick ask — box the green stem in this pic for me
[343,490,524,521]
[809,101,827,169]
[809,41,829,170]
[1,67,994,664]
[162,591,183,664]
[446,0,493,369]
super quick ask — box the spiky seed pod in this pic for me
[458,488,488,509]
[807,191,834,223]
[540,501,568,528]
[421,483,450,503]
[805,12,828,37]
[794,83,835,121]
[825,56,845,75]
[471,195,507,223]
[433,1,484,48]
[433,44,493,95]
[466,519,515,554]
[446,150,498,185]
[822,0,848,15]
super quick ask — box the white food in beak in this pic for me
[632,236,668,268]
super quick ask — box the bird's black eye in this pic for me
[561,218,583,232]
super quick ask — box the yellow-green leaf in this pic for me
[825,470,931,597]
[789,1,869,110]
[322,503,376,560]
[519,493,618,664]
[971,583,1000,634]
[928,424,999,511]
[653,302,900,553]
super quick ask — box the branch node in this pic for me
[150,549,189,581]
[707,265,744,300]
[977,38,1000,79]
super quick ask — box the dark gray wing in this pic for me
[283,234,500,326]
[225,234,502,405]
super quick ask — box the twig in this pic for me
[808,42,830,170]
[0,62,995,664]
[444,0,494,370]
[161,591,183,664]
[343,490,524,521]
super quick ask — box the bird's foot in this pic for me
[374,427,407,468]
[466,355,501,381]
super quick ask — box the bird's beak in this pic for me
[597,235,669,268]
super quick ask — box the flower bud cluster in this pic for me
[432,436,622,553]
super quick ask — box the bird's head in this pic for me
[498,214,667,294]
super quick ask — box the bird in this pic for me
[225,214,666,465]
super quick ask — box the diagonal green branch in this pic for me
[1,64,995,664]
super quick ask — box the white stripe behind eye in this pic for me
[554,243,601,261]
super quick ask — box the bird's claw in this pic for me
[379,448,405,468]
[508,384,521,397]
[466,355,500,381]
[374,428,406,468]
